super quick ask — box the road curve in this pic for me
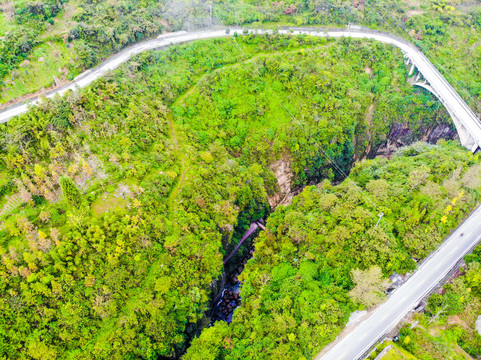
[2,25,481,359]
[318,205,481,360]
[0,29,230,122]
[2,27,481,154]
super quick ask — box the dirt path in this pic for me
[167,111,186,218]
[164,45,330,217]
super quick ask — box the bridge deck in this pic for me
[1,28,480,153]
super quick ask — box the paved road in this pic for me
[2,25,481,359]
[2,28,481,153]
[0,29,230,122]
[318,205,481,360]
[285,27,481,151]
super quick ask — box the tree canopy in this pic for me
[0,32,478,359]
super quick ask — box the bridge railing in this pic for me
[280,27,481,124]
[279,25,418,49]
[2,25,481,148]
[417,52,481,121]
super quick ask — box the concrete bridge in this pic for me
[1,26,481,152]
[406,56,481,153]
[287,26,481,153]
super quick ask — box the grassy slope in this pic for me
[0,0,165,105]
[0,0,75,104]
[1,41,76,103]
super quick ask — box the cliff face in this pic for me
[266,121,458,205]
[268,157,295,208]
[372,122,457,158]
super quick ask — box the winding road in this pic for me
[2,27,481,154]
[2,26,481,360]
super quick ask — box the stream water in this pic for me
[210,248,253,323]
[210,220,264,323]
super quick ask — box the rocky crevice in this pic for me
[373,122,457,158]
[268,157,295,208]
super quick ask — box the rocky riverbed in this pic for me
[211,247,255,323]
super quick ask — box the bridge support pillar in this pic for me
[456,122,479,152]
[409,64,415,76]
[413,82,480,153]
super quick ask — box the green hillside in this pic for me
[2,0,481,111]
[0,33,468,359]
[1,1,481,359]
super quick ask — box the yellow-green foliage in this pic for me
[397,249,481,359]
[0,33,478,360]
[186,142,481,360]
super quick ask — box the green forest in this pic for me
[184,141,481,360]
[0,31,479,359]
[2,0,481,110]
[2,1,481,359]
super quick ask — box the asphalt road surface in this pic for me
[318,205,481,360]
[2,25,481,360]
[2,26,481,359]
[2,27,481,154]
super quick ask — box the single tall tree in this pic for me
[349,265,391,308]
[60,176,80,208]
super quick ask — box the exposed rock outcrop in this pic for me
[374,123,457,158]
[268,157,295,208]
